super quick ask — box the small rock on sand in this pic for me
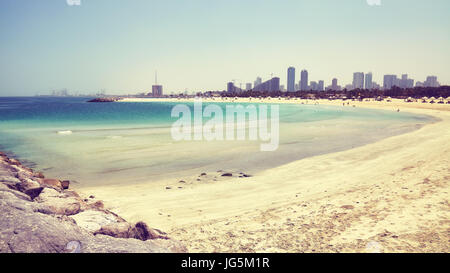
[61,180,70,190]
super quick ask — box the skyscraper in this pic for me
[318,80,324,91]
[270,77,280,92]
[399,74,414,89]
[253,77,280,92]
[152,85,163,97]
[152,71,163,97]
[227,82,235,93]
[332,78,338,90]
[424,76,439,87]
[383,75,398,90]
[287,67,296,92]
[254,77,262,88]
[365,72,373,90]
[245,83,252,91]
[352,72,364,90]
[300,70,308,91]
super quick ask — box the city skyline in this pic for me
[235,69,440,93]
[1,0,449,96]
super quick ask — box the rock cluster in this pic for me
[0,152,186,253]
[87,98,120,103]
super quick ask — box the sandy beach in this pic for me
[78,98,450,253]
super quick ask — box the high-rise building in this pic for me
[365,72,373,90]
[310,81,317,91]
[352,72,364,90]
[332,78,338,90]
[152,71,163,97]
[287,67,296,92]
[253,77,280,92]
[295,83,299,91]
[254,77,262,88]
[372,82,381,90]
[383,75,398,90]
[424,76,439,87]
[152,85,163,97]
[271,77,280,92]
[326,78,341,91]
[400,74,407,88]
[245,83,252,91]
[300,70,308,91]
[399,74,414,89]
[227,82,244,93]
[318,80,324,91]
[345,84,354,90]
[227,82,235,93]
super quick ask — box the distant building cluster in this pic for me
[51,89,69,96]
[225,67,441,93]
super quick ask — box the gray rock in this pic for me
[35,188,81,216]
[94,222,133,238]
[0,175,21,185]
[0,157,187,253]
[69,210,123,233]
[0,184,186,253]
[0,183,31,201]
[16,178,40,192]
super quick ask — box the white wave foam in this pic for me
[57,130,73,135]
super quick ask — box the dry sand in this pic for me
[79,98,450,253]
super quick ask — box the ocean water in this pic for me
[0,97,434,188]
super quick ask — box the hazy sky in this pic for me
[0,0,449,96]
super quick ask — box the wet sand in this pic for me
[79,98,450,252]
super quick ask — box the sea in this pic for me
[0,96,435,188]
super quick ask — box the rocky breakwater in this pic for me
[87,97,121,103]
[0,152,186,253]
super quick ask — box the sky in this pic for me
[0,0,449,96]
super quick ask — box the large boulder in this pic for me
[69,210,124,233]
[15,178,40,192]
[35,188,81,216]
[94,222,133,238]
[0,183,31,201]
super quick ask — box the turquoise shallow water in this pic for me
[0,97,435,187]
